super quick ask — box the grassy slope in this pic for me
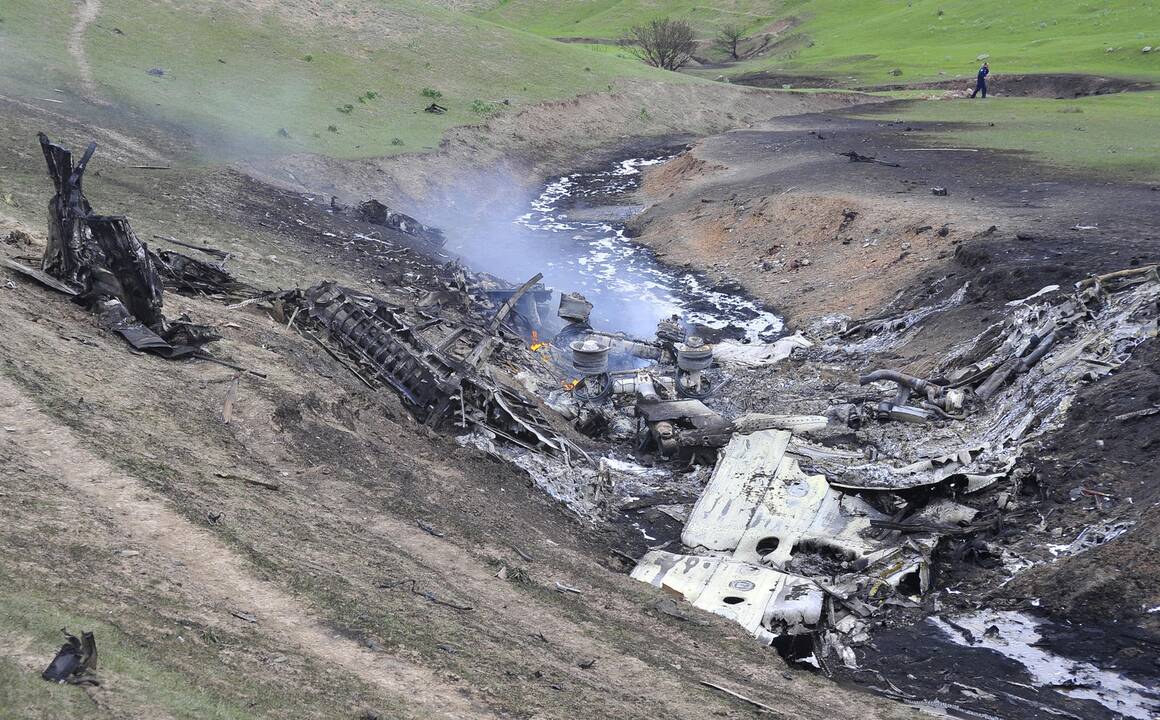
[0,579,376,719]
[856,92,1160,183]
[482,0,777,37]
[0,0,696,159]
[482,1,1160,82]
[479,1,1160,180]
[0,0,78,91]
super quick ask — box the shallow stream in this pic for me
[449,156,783,341]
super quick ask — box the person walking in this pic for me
[970,62,989,98]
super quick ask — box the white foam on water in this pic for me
[930,611,1160,720]
[515,156,784,341]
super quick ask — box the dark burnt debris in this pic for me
[41,629,99,686]
[9,134,1160,709]
[355,199,446,248]
[3,135,226,357]
[273,279,583,459]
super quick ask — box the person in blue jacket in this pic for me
[970,62,989,98]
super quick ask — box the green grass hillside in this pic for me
[0,0,695,159]
[481,0,776,38]
[858,91,1160,182]
[480,1,1160,83]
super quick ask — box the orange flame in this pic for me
[529,330,547,352]
[562,379,580,391]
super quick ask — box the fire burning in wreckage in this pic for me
[8,136,1160,716]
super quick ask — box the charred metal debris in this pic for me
[271,277,586,461]
[8,135,1160,674]
[355,199,446,248]
[41,629,99,686]
[1,135,253,358]
[627,265,1158,670]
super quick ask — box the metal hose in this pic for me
[858,369,932,394]
[1017,332,1055,373]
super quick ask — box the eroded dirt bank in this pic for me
[628,108,1159,329]
[247,80,875,221]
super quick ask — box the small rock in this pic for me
[931,187,948,196]
[976,53,990,61]
[1051,527,1064,538]
[1143,46,1153,54]
[114,549,140,557]
[146,67,166,77]
[889,68,903,76]
[5,229,32,246]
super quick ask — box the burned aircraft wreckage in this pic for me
[7,136,1160,673]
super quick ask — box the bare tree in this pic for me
[626,19,697,71]
[716,24,744,60]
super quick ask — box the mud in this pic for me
[866,73,1157,98]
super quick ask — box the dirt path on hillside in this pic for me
[68,0,103,102]
[0,92,168,164]
[0,375,494,720]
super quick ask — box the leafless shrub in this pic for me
[625,19,697,71]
